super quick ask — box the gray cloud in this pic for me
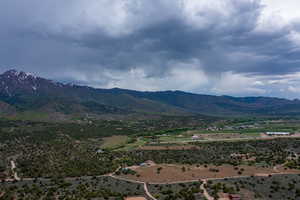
[0,0,300,97]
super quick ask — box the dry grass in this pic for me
[119,164,300,183]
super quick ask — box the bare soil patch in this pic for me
[118,164,300,183]
[276,166,300,173]
[199,133,250,140]
[125,197,147,200]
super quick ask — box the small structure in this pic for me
[140,160,155,167]
[265,132,290,136]
[140,163,148,167]
[96,149,104,153]
[192,135,200,140]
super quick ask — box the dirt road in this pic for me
[143,183,157,200]
[10,160,20,181]
[200,179,214,200]
[108,175,157,200]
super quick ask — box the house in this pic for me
[265,132,290,136]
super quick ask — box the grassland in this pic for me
[100,135,130,149]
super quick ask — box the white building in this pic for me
[265,132,290,136]
[96,149,104,153]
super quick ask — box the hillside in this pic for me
[0,69,300,119]
[0,70,188,119]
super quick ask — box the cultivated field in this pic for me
[140,130,300,147]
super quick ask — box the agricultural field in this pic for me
[140,127,300,146]
[147,132,262,144]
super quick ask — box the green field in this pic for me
[117,138,147,151]
[100,135,129,149]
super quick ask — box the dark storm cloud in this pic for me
[0,0,300,96]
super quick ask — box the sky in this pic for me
[1,0,300,98]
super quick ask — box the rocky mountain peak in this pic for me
[1,69,37,80]
[0,69,72,98]
[0,69,46,96]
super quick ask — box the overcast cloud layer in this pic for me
[1,0,300,98]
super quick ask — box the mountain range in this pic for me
[0,69,300,120]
